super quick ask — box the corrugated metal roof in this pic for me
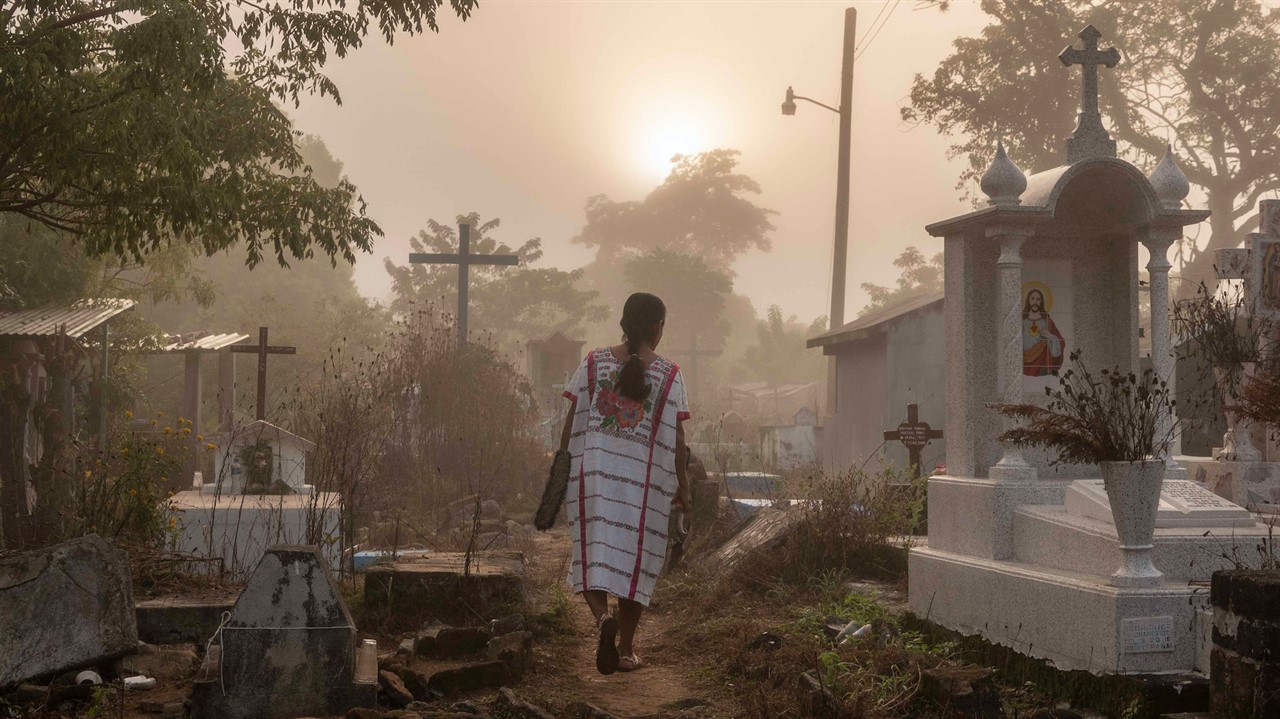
[0,299,136,338]
[159,332,251,352]
[807,290,945,349]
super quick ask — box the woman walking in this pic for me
[558,292,691,675]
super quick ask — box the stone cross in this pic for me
[229,327,296,421]
[883,403,943,480]
[409,222,519,346]
[1059,24,1121,163]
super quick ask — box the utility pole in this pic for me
[828,6,855,417]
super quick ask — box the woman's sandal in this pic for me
[618,654,643,672]
[595,614,620,675]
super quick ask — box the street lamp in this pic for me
[782,7,856,419]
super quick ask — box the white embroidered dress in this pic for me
[562,347,690,606]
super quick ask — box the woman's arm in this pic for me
[558,398,576,452]
[673,418,691,510]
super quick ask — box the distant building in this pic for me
[760,407,822,470]
[807,291,946,474]
[728,380,820,425]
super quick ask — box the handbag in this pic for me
[534,449,572,531]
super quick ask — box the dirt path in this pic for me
[523,529,721,719]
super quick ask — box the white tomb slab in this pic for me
[1064,480,1256,529]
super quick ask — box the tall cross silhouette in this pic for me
[409,222,519,345]
[229,327,296,421]
[1059,24,1121,163]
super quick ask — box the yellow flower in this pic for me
[83,470,91,478]
[182,428,192,435]
[124,410,133,419]
[150,419,157,427]
[129,489,137,496]
[205,443,217,451]
[155,446,165,456]
[157,411,165,417]
[177,416,186,424]
[196,434,204,442]
[119,448,129,456]
[164,427,173,434]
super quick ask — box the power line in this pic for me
[854,1,891,54]
[855,0,902,61]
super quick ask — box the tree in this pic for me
[859,247,943,317]
[573,149,776,272]
[384,213,606,351]
[904,0,1280,286]
[622,249,734,370]
[742,305,827,389]
[3,0,476,268]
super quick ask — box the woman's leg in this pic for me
[582,590,610,622]
[617,598,644,657]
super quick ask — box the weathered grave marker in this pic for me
[883,403,943,479]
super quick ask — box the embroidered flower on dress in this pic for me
[594,370,652,431]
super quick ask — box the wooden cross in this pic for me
[1058,24,1121,162]
[883,403,944,480]
[409,222,519,345]
[229,327,296,421]
[667,335,721,399]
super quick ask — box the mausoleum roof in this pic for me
[224,419,316,452]
[0,298,135,339]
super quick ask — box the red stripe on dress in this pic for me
[627,363,678,600]
[579,350,596,590]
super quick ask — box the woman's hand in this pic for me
[671,484,692,511]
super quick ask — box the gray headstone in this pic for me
[0,534,138,685]
[191,545,373,719]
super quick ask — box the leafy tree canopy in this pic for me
[742,305,826,388]
[2,0,476,268]
[904,0,1280,284]
[622,249,734,353]
[384,213,607,351]
[859,247,943,317]
[573,149,776,271]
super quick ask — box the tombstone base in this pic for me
[909,547,1206,674]
[363,551,524,629]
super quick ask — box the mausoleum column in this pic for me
[1142,227,1183,476]
[990,229,1037,481]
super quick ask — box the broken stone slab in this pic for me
[489,613,525,636]
[426,660,509,696]
[920,665,1000,717]
[116,643,200,680]
[189,545,375,719]
[707,507,800,572]
[493,687,556,719]
[0,534,138,685]
[485,630,533,677]
[380,669,414,708]
[416,625,491,657]
[395,666,433,702]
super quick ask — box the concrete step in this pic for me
[1011,504,1275,582]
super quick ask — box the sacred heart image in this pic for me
[1021,280,1065,377]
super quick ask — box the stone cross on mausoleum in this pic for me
[410,222,519,345]
[1059,24,1121,164]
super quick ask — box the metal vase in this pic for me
[1098,459,1166,588]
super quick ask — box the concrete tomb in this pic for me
[908,25,1276,675]
[170,420,340,574]
[190,545,373,719]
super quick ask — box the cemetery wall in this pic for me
[1210,569,1280,718]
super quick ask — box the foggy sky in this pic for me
[293,1,992,324]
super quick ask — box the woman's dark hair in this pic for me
[617,292,666,402]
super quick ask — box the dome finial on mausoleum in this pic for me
[980,141,1027,207]
[1148,144,1190,210]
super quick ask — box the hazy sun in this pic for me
[637,112,711,181]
